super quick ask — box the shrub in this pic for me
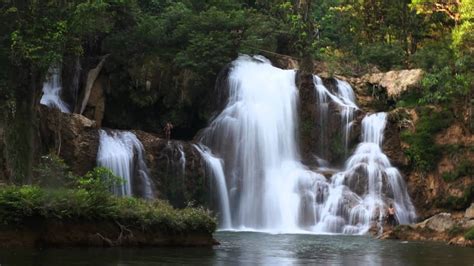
[0,185,216,234]
[359,43,405,71]
[34,154,75,188]
[465,227,474,240]
[437,185,474,210]
[448,225,464,237]
[0,167,217,234]
[401,107,453,172]
[442,160,474,182]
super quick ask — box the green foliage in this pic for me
[465,227,474,240]
[437,185,474,210]
[401,107,453,172]
[442,160,474,182]
[448,225,464,237]
[396,90,423,108]
[0,185,216,233]
[359,43,405,71]
[74,167,123,196]
[34,154,74,188]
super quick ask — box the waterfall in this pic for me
[97,130,154,198]
[177,143,186,177]
[40,66,71,113]
[199,55,303,230]
[195,55,416,234]
[194,144,231,229]
[314,113,416,234]
[313,76,358,158]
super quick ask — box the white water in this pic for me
[313,76,358,157]
[40,66,71,113]
[194,144,232,229]
[177,143,186,177]
[313,113,416,234]
[97,130,154,198]
[196,55,416,234]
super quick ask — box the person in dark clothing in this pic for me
[387,204,397,226]
[164,121,173,140]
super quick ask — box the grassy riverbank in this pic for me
[0,167,216,247]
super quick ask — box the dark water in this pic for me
[1,232,473,265]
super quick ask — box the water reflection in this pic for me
[0,232,473,265]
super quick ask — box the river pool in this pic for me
[1,231,473,265]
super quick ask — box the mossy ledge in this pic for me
[0,186,217,248]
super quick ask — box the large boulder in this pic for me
[418,212,455,232]
[39,106,99,176]
[465,203,474,219]
[362,69,423,99]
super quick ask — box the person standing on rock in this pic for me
[164,121,173,140]
[387,204,397,226]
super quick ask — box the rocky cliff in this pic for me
[35,57,473,233]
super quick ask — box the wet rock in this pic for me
[465,203,474,219]
[134,131,209,208]
[361,69,423,99]
[418,213,455,232]
[39,106,99,176]
[82,74,106,127]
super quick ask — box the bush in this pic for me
[465,227,474,240]
[0,167,217,234]
[448,225,464,237]
[0,185,216,233]
[442,160,474,182]
[396,90,423,108]
[34,154,75,188]
[359,43,405,71]
[401,107,453,172]
[437,185,474,210]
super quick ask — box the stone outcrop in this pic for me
[362,69,423,99]
[383,108,411,168]
[466,203,474,219]
[297,72,318,166]
[379,211,474,248]
[418,212,455,232]
[134,131,209,208]
[39,106,210,208]
[39,106,99,176]
[82,74,106,128]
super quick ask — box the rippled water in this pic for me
[1,232,473,265]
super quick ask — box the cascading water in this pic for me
[196,55,416,234]
[97,130,154,199]
[40,66,71,113]
[177,143,186,177]
[194,144,232,229]
[313,76,358,158]
[313,112,416,234]
[199,55,304,230]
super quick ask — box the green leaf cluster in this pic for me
[0,167,216,233]
[401,107,453,172]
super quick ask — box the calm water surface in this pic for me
[1,231,473,265]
